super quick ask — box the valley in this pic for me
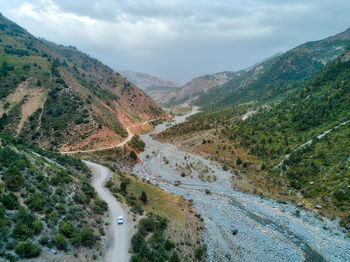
[133,109,350,262]
[0,6,349,262]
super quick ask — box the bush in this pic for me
[2,192,19,209]
[13,222,34,240]
[26,192,45,211]
[15,240,41,258]
[131,232,146,253]
[164,239,175,251]
[139,191,147,204]
[195,248,204,260]
[80,227,96,247]
[169,251,181,262]
[53,233,67,250]
[39,235,50,245]
[33,220,44,234]
[92,199,108,214]
[138,218,155,234]
[130,150,137,160]
[3,165,24,191]
[59,221,75,238]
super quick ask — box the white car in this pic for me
[117,216,124,225]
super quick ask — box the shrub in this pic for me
[164,239,175,251]
[59,221,75,238]
[13,222,34,240]
[138,218,155,234]
[2,192,19,210]
[39,235,50,245]
[15,240,41,258]
[3,166,24,191]
[80,227,96,247]
[139,191,147,204]
[26,192,45,211]
[130,150,137,160]
[92,199,108,214]
[131,232,146,253]
[53,233,67,250]
[169,251,181,262]
[33,220,44,234]
[195,248,204,260]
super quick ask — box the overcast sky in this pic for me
[1,0,349,83]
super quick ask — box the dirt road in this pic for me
[85,161,130,262]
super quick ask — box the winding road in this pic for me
[85,161,130,262]
[61,119,158,154]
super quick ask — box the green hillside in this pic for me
[0,136,108,261]
[0,14,164,152]
[197,27,350,109]
[158,51,350,223]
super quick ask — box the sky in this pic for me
[1,0,350,83]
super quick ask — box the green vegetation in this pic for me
[130,214,177,262]
[0,13,163,152]
[0,136,108,260]
[105,168,206,261]
[159,51,350,226]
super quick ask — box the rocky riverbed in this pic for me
[133,108,350,262]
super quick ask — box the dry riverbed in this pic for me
[133,108,350,262]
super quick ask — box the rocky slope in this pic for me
[164,71,237,105]
[118,70,180,105]
[0,14,165,152]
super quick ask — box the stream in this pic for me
[133,109,350,262]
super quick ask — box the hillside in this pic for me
[0,137,109,261]
[156,51,350,225]
[0,14,165,152]
[196,27,350,109]
[164,71,237,106]
[118,70,180,105]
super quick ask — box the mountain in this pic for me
[118,70,180,105]
[164,71,238,105]
[196,27,350,109]
[157,50,350,223]
[0,14,165,152]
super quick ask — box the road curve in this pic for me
[84,161,130,262]
[61,119,158,154]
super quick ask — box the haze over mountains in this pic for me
[124,26,350,108]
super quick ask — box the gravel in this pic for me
[132,109,350,262]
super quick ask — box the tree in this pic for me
[2,192,19,210]
[3,166,24,191]
[139,191,147,204]
[169,251,181,262]
[131,232,146,253]
[33,220,44,234]
[81,227,96,247]
[59,221,75,238]
[26,192,45,211]
[130,150,137,160]
[15,240,41,258]
[53,234,67,250]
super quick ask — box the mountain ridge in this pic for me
[0,14,165,152]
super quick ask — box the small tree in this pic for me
[53,234,67,250]
[15,240,41,258]
[169,251,181,262]
[139,191,147,204]
[130,150,137,160]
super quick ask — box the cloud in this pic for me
[3,0,350,83]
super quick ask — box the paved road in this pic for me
[85,161,130,262]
